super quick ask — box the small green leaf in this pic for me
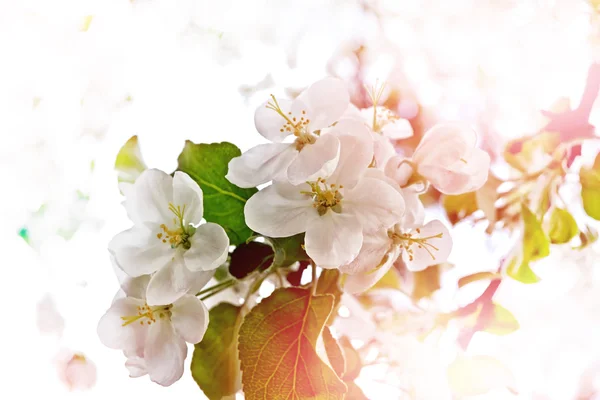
[267,233,309,268]
[177,141,257,245]
[115,135,147,185]
[506,257,539,284]
[508,204,549,284]
[548,208,578,244]
[191,303,242,400]
[522,204,550,261]
[228,241,274,279]
[580,153,600,220]
[238,288,347,400]
[483,304,520,336]
[412,264,442,300]
[322,326,345,378]
[367,266,402,291]
[443,192,478,225]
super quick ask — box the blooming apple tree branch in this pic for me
[98,76,504,398]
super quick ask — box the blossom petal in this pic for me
[305,212,363,268]
[254,98,293,142]
[418,146,490,195]
[226,143,298,188]
[413,122,476,167]
[125,169,173,226]
[171,295,209,344]
[384,155,414,187]
[287,134,340,185]
[402,220,452,271]
[400,188,425,229]
[339,230,393,275]
[327,133,373,188]
[172,172,204,225]
[454,148,491,192]
[244,183,316,237]
[145,319,187,386]
[373,133,396,169]
[183,223,229,271]
[109,227,173,277]
[417,165,473,195]
[97,297,147,353]
[146,257,213,306]
[120,275,151,299]
[299,77,350,131]
[382,118,413,140]
[344,177,405,231]
[343,247,401,294]
[124,352,147,378]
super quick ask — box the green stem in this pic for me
[199,280,236,301]
[196,279,235,297]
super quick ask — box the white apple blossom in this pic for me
[360,106,414,140]
[342,188,451,293]
[385,123,490,195]
[226,77,350,187]
[244,130,405,268]
[109,169,229,305]
[97,276,209,387]
[343,103,413,169]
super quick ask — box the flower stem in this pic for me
[196,279,236,299]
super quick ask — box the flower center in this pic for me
[266,94,317,150]
[389,227,444,262]
[156,203,194,250]
[121,304,172,326]
[303,177,343,216]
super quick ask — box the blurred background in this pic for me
[2,0,600,398]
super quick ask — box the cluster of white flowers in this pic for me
[98,170,230,386]
[97,77,489,387]
[229,78,489,292]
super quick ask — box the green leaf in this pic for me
[322,326,345,378]
[548,208,578,244]
[367,266,402,291]
[115,135,147,185]
[580,154,600,220]
[191,303,242,400]
[483,304,520,336]
[506,256,539,284]
[508,204,549,284]
[228,241,274,279]
[238,288,347,400]
[267,233,309,268]
[522,204,550,261]
[316,269,343,325]
[177,141,257,245]
[442,192,478,225]
[412,264,442,300]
